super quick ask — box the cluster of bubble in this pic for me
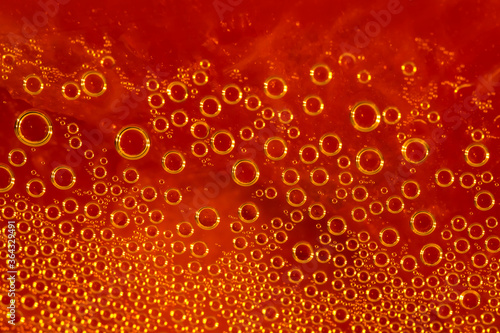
[0,42,499,333]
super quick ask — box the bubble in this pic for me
[192,70,208,85]
[471,129,485,142]
[427,111,440,123]
[264,137,288,160]
[289,209,303,223]
[486,216,498,228]
[287,268,304,283]
[149,209,164,224]
[332,307,350,323]
[314,248,330,264]
[474,190,495,211]
[145,78,159,91]
[282,168,300,185]
[379,228,400,247]
[222,84,243,104]
[356,148,384,174]
[195,207,220,230]
[472,252,488,268]
[286,188,307,207]
[15,110,53,147]
[245,95,261,111]
[308,203,326,220]
[43,205,60,222]
[450,216,467,232]
[400,180,420,199]
[302,95,324,116]
[61,82,81,100]
[171,110,189,127]
[278,109,293,123]
[8,148,27,167]
[352,186,368,202]
[485,236,500,254]
[366,287,382,302]
[332,278,345,291]
[171,240,186,254]
[148,93,165,108]
[454,238,470,253]
[410,211,436,236]
[264,76,287,99]
[265,187,278,199]
[435,168,454,187]
[123,167,140,183]
[310,64,333,85]
[466,274,483,289]
[115,126,151,160]
[317,134,342,157]
[459,290,481,309]
[336,188,348,199]
[100,55,115,69]
[350,102,380,132]
[233,236,248,250]
[139,187,157,203]
[351,207,367,222]
[401,61,417,76]
[200,96,222,117]
[91,166,107,180]
[62,198,79,214]
[401,138,429,164]
[68,136,81,149]
[400,255,418,272]
[458,172,476,189]
[465,143,490,167]
[420,243,443,266]
[191,141,208,158]
[26,178,46,197]
[2,53,15,66]
[189,241,209,258]
[238,202,259,223]
[0,164,15,192]
[167,81,188,102]
[382,107,401,124]
[481,171,493,183]
[310,168,329,186]
[23,74,44,95]
[210,130,235,155]
[190,121,210,139]
[369,201,384,215]
[162,151,186,174]
[232,160,259,186]
[299,145,319,164]
[81,71,107,97]
[84,202,102,219]
[339,172,354,186]
[468,223,485,239]
[50,166,76,190]
[357,70,371,83]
